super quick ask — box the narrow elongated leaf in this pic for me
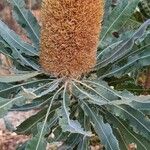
[16,109,47,135]
[0,21,39,70]
[25,123,48,150]
[130,98,150,113]
[78,114,91,150]
[78,80,120,101]
[17,81,58,104]
[81,101,120,150]
[97,40,123,59]
[26,115,59,150]
[59,111,91,136]
[83,80,150,113]
[102,0,112,22]
[77,115,90,150]
[100,49,150,78]
[34,87,63,150]
[16,103,60,135]
[77,136,89,150]
[0,39,14,59]
[107,104,150,140]
[73,82,108,105]
[77,82,148,147]
[7,0,40,48]
[76,107,90,150]
[101,0,140,42]
[0,96,24,118]
[58,86,92,136]
[10,94,53,111]
[62,134,81,149]
[26,135,46,150]
[0,79,51,98]
[0,72,40,83]
[98,19,150,69]
[38,79,61,97]
[76,79,150,149]
[0,20,38,56]
[101,109,150,150]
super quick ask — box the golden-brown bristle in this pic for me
[40,0,104,78]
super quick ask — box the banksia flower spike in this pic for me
[40,0,104,78]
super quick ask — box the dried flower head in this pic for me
[40,0,104,78]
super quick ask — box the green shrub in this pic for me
[0,0,150,149]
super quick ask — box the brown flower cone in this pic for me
[40,0,104,78]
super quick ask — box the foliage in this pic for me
[0,0,150,149]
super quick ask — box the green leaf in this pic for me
[25,122,48,150]
[77,107,90,150]
[105,76,147,95]
[129,97,150,113]
[0,96,24,118]
[100,48,150,78]
[58,110,92,136]
[0,21,39,70]
[77,136,89,150]
[38,79,61,97]
[82,81,150,139]
[49,126,69,143]
[10,91,59,111]
[102,0,112,22]
[0,71,40,83]
[7,0,40,48]
[101,0,140,42]
[16,108,47,135]
[62,134,81,149]
[82,79,150,113]
[107,104,150,140]
[97,19,150,69]
[97,40,123,59]
[58,85,92,136]
[73,82,108,106]
[0,38,14,59]
[34,86,63,150]
[16,103,60,135]
[81,101,120,150]
[25,135,47,150]
[0,20,38,56]
[0,79,51,98]
[78,116,90,150]
[101,109,150,150]
[75,79,150,149]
